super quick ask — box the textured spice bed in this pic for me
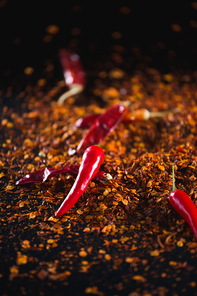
[1,2,197,296]
[1,49,197,296]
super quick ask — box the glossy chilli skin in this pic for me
[16,164,106,185]
[76,104,128,153]
[57,48,85,105]
[73,109,147,129]
[58,49,85,87]
[169,190,197,238]
[74,108,181,128]
[55,145,105,217]
[74,114,100,129]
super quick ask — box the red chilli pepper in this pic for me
[55,145,104,217]
[57,49,85,105]
[76,104,128,153]
[16,165,79,185]
[169,163,197,238]
[74,114,100,129]
[122,108,181,123]
[16,164,106,185]
[74,108,180,129]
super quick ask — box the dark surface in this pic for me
[1,1,197,74]
[1,2,197,296]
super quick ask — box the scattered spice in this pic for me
[1,37,197,296]
[16,252,28,265]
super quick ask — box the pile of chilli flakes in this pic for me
[1,59,197,290]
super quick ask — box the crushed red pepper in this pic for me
[2,49,197,296]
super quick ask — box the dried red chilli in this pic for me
[55,145,105,217]
[74,114,100,128]
[169,163,197,238]
[122,108,180,123]
[76,104,129,153]
[16,164,106,185]
[74,108,180,129]
[57,49,85,105]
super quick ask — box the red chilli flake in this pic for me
[55,145,105,217]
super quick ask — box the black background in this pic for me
[0,1,197,76]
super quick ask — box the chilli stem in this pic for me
[172,163,176,192]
